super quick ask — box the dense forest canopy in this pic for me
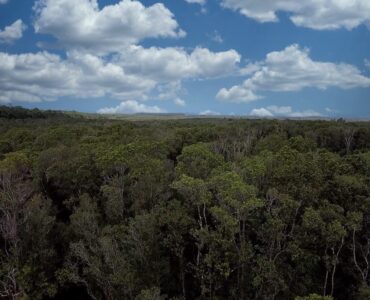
[0,106,370,300]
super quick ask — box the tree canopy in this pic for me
[0,106,370,299]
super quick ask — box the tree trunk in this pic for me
[180,248,186,299]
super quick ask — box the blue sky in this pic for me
[0,0,369,118]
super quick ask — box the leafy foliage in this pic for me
[0,106,369,299]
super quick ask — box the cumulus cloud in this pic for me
[97,100,165,114]
[217,44,370,103]
[0,51,155,103]
[0,44,241,103]
[156,81,183,101]
[250,108,273,117]
[34,0,185,53]
[267,105,292,114]
[217,85,262,103]
[0,20,26,44]
[116,45,240,81]
[0,0,244,106]
[287,110,322,118]
[250,106,322,118]
[220,0,370,30]
[185,0,206,4]
[174,98,186,107]
[199,110,221,116]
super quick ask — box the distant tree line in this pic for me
[0,106,370,299]
[0,106,69,120]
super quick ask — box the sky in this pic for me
[0,0,370,118]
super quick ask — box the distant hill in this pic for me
[0,105,368,122]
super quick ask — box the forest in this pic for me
[0,106,370,300]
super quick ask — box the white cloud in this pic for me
[250,108,273,117]
[156,81,183,101]
[217,85,261,103]
[250,106,322,118]
[199,110,221,116]
[267,105,292,114]
[238,63,262,76]
[185,0,206,5]
[0,20,26,44]
[0,51,155,103]
[0,0,8,4]
[288,110,322,118]
[174,98,186,107]
[217,44,370,103]
[0,0,244,106]
[115,45,241,81]
[98,100,165,114]
[34,0,185,53]
[0,44,240,104]
[220,0,370,30]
